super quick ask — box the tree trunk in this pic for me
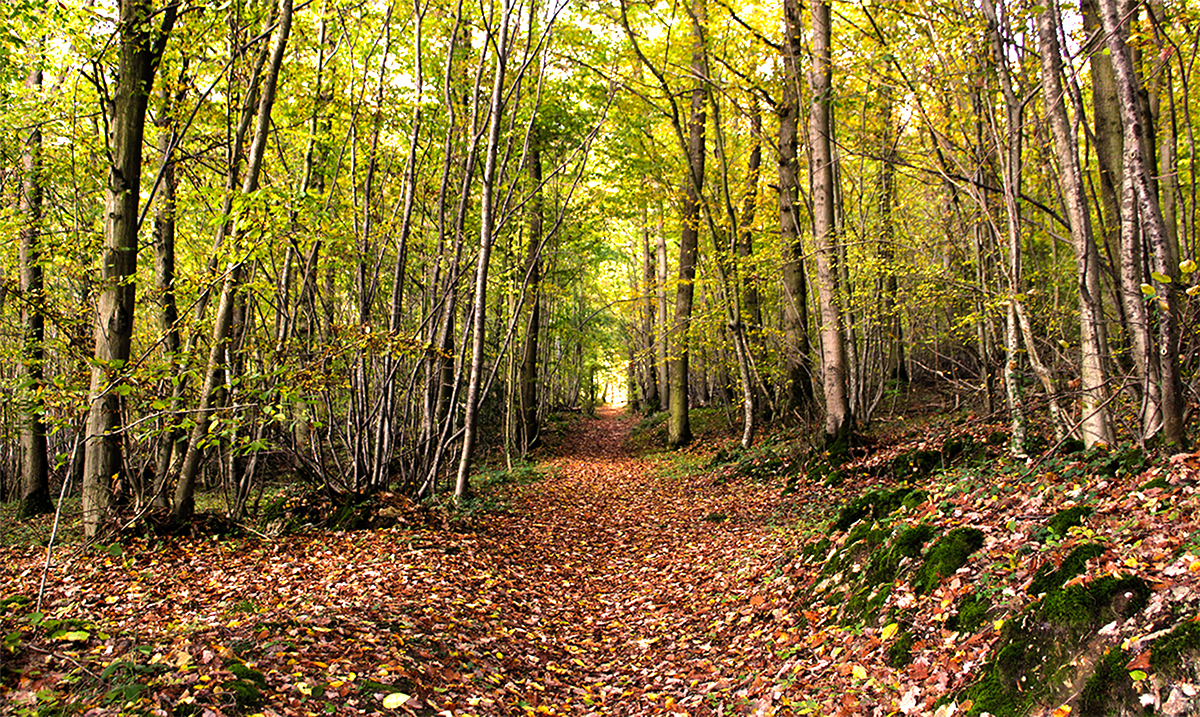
[172,0,292,521]
[519,137,544,452]
[151,65,187,509]
[983,0,1028,456]
[18,55,52,519]
[809,0,851,444]
[779,0,814,420]
[639,211,659,412]
[655,217,670,411]
[1099,0,1185,447]
[666,0,708,448]
[1037,4,1114,447]
[82,0,178,537]
[455,0,513,499]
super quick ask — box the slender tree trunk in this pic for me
[151,65,187,509]
[878,85,906,384]
[983,0,1028,456]
[1037,4,1114,447]
[455,0,513,498]
[81,0,178,537]
[172,0,292,521]
[18,56,52,519]
[666,0,708,448]
[809,0,851,444]
[1100,0,1185,447]
[779,0,814,420]
[519,138,544,452]
[655,218,669,411]
[640,210,659,411]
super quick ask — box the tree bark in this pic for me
[1099,0,1185,447]
[666,0,708,448]
[18,55,52,519]
[779,0,814,420]
[519,137,544,452]
[1037,4,1114,447]
[81,0,178,536]
[982,0,1028,456]
[455,0,513,498]
[809,0,852,444]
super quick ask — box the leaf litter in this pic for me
[3,407,1200,716]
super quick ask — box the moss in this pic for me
[948,592,990,634]
[913,527,984,594]
[1045,506,1094,540]
[1150,620,1200,674]
[901,489,929,511]
[893,523,936,558]
[1041,576,1149,627]
[965,575,1150,716]
[803,537,832,561]
[833,487,922,532]
[963,642,1033,716]
[1078,646,1135,716]
[886,629,916,668]
[1028,543,1107,595]
[225,661,267,708]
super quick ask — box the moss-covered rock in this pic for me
[963,575,1149,716]
[1077,646,1136,716]
[913,527,984,594]
[833,487,924,532]
[1151,620,1200,675]
[1028,543,1106,595]
[948,591,990,634]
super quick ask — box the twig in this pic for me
[36,428,84,614]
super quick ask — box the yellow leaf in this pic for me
[881,622,900,641]
[852,664,868,681]
[1052,705,1072,717]
[382,692,410,709]
[994,619,1006,632]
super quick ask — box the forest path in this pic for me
[456,406,800,715]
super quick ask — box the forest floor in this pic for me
[3,404,1200,716]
